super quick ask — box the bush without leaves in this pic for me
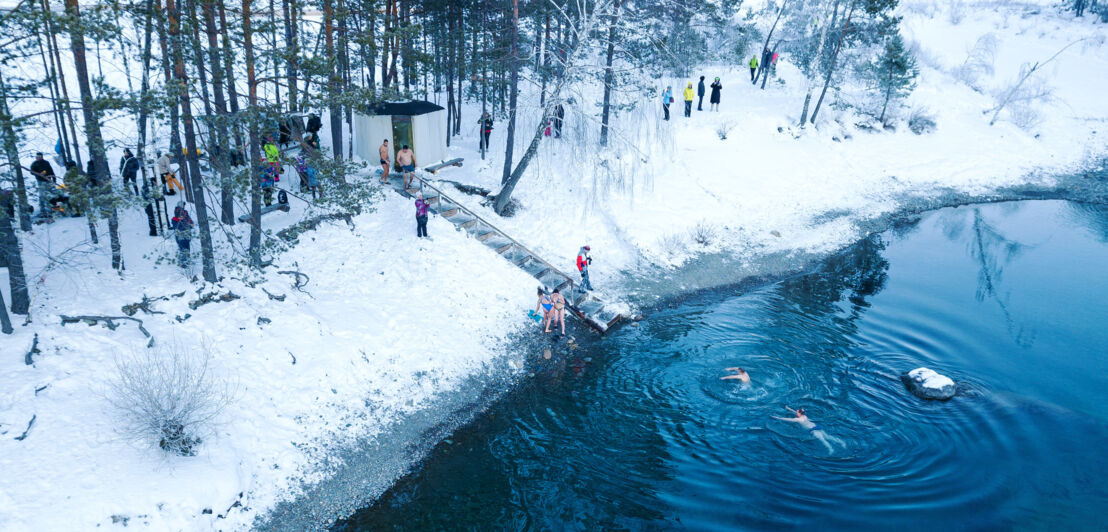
[691,221,718,246]
[908,107,937,134]
[658,233,688,261]
[108,345,233,456]
[716,122,734,140]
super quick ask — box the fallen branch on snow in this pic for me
[188,291,241,310]
[25,333,39,365]
[60,315,155,347]
[277,270,311,297]
[261,287,286,302]
[13,414,36,441]
[121,291,186,316]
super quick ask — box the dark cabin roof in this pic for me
[363,100,445,116]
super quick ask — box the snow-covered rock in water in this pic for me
[901,367,956,400]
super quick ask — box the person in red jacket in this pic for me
[576,245,593,292]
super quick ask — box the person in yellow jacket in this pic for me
[682,82,695,117]
[749,55,759,82]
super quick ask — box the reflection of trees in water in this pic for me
[778,235,891,316]
[1067,202,1108,243]
[968,208,1036,348]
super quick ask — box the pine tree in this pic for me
[869,31,917,124]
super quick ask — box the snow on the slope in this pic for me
[429,0,1107,297]
[0,190,536,530]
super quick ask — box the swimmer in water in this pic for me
[721,367,750,383]
[773,406,846,454]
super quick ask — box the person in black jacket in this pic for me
[709,78,722,112]
[553,103,565,138]
[30,152,56,216]
[697,76,706,111]
[478,112,493,151]
[119,148,140,195]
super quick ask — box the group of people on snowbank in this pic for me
[663,76,722,120]
[528,246,594,335]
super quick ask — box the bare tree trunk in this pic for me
[282,0,299,113]
[324,0,343,163]
[43,0,83,168]
[137,0,160,235]
[218,0,242,224]
[811,1,857,124]
[167,0,218,282]
[203,0,234,224]
[599,1,621,147]
[500,0,520,186]
[34,17,69,168]
[799,0,836,126]
[754,0,788,87]
[66,0,123,271]
[0,72,33,231]
[243,0,264,268]
[0,192,29,315]
[156,0,187,202]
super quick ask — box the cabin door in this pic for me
[391,116,413,169]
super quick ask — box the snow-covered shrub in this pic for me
[716,122,734,140]
[658,233,688,261]
[908,107,937,134]
[691,221,718,247]
[108,345,234,456]
[951,33,998,92]
[989,63,1053,129]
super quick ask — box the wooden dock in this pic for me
[381,168,625,333]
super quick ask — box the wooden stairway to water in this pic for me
[380,170,624,333]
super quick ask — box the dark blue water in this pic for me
[337,200,1108,530]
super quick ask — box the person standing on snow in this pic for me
[662,86,674,121]
[749,55,760,82]
[697,76,706,111]
[576,245,593,292]
[415,191,430,238]
[30,152,57,217]
[170,201,194,268]
[553,103,566,138]
[397,144,417,190]
[156,151,183,196]
[478,112,494,150]
[709,77,722,111]
[683,82,695,117]
[378,139,391,184]
[119,148,140,195]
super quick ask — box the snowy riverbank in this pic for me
[0,191,537,530]
[1,1,1106,530]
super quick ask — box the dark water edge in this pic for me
[253,161,1108,531]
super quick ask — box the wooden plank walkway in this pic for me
[380,168,625,333]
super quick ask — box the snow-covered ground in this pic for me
[2,1,1107,530]
[434,0,1107,301]
[0,189,536,530]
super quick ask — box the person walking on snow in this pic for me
[709,78,722,111]
[415,191,430,238]
[30,152,56,217]
[119,148,140,195]
[170,201,194,268]
[749,55,760,82]
[697,76,706,111]
[397,144,417,190]
[683,82,695,117]
[576,245,593,292]
[379,139,391,184]
[662,86,674,121]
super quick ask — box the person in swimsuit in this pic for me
[773,406,845,454]
[534,287,553,329]
[546,288,566,335]
[396,144,417,190]
[379,139,390,184]
[721,367,750,383]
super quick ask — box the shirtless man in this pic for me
[721,367,750,383]
[378,139,390,184]
[396,144,416,190]
[773,406,845,454]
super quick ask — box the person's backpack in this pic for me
[307,115,322,133]
[278,190,289,205]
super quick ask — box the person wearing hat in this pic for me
[30,152,57,217]
[170,201,194,268]
[576,245,593,292]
